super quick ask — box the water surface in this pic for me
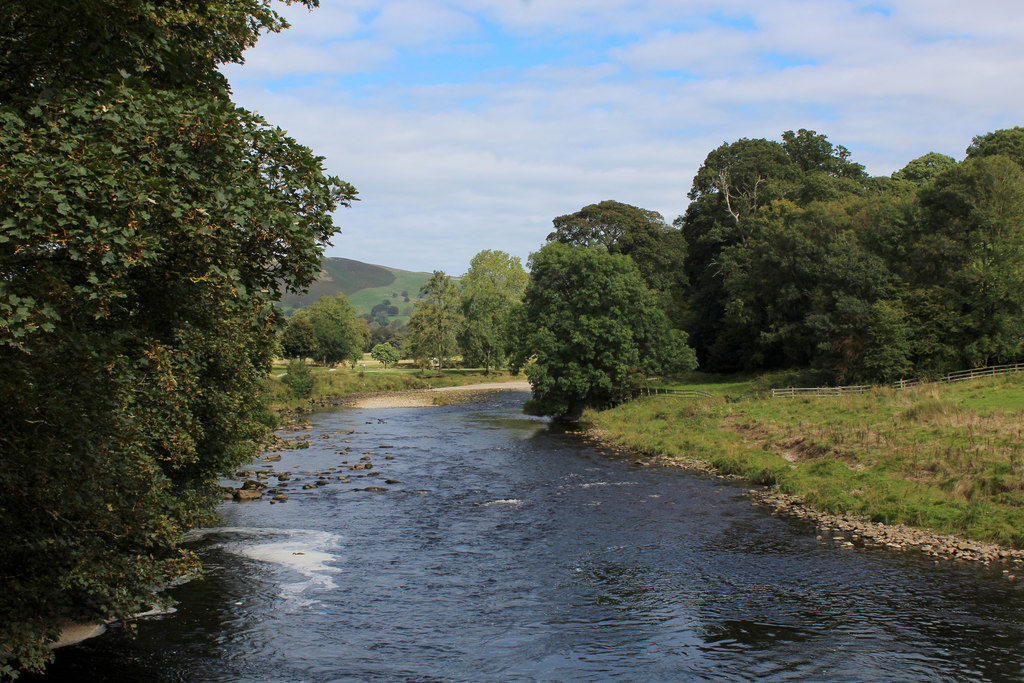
[34,392,1024,681]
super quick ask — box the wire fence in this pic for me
[771,363,1024,399]
[633,363,1024,402]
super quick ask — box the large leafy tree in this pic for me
[909,155,1024,370]
[280,315,320,360]
[458,250,527,374]
[892,152,958,186]
[406,271,463,375]
[305,294,368,366]
[679,130,876,371]
[0,1,355,673]
[547,200,688,323]
[511,243,696,419]
[966,126,1024,168]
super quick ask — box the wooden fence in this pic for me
[634,387,713,399]
[772,363,1024,399]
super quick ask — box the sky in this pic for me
[221,0,1024,275]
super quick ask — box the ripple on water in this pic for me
[32,394,1024,683]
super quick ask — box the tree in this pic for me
[781,128,866,178]
[459,250,527,374]
[510,243,696,419]
[370,342,401,369]
[680,131,877,370]
[0,1,355,673]
[892,152,958,186]
[406,271,462,375]
[546,201,688,319]
[689,138,796,230]
[966,126,1024,168]
[280,315,319,360]
[306,294,368,366]
[909,155,1024,369]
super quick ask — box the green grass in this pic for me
[346,268,436,324]
[589,372,1024,547]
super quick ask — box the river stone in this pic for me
[272,494,289,503]
[234,489,263,501]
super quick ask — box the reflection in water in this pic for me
[29,392,1024,682]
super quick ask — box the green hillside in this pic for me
[278,258,434,323]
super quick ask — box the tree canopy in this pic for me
[511,243,696,419]
[547,200,687,301]
[406,271,462,375]
[305,294,368,366]
[0,1,354,673]
[458,250,527,374]
[673,127,1024,381]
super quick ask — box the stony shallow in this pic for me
[582,426,1024,573]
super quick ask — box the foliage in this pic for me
[280,315,319,360]
[458,250,527,374]
[966,126,1024,167]
[305,294,369,366]
[909,155,1024,369]
[511,243,696,419]
[547,200,688,324]
[676,126,1024,381]
[0,0,355,673]
[406,271,463,375]
[892,152,958,186]
[281,359,314,399]
[370,342,401,368]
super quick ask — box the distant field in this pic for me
[277,258,435,322]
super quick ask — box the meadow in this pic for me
[588,372,1024,548]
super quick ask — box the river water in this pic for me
[34,391,1024,681]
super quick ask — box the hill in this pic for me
[277,258,434,323]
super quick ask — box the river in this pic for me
[33,391,1024,681]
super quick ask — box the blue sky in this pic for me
[222,0,1024,275]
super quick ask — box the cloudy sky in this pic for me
[222,0,1024,275]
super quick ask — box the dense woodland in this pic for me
[677,128,1024,382]
[3,1,1024,677]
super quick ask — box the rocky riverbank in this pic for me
[226,382,533,503]
[581,427,1024,573]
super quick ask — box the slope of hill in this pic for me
[277,258,434,323]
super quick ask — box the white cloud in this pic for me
[222,0,1024,273]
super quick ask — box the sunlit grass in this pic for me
[589,373,1024,547]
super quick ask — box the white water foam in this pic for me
[190,527,342,607]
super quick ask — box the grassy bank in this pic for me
[587,372,1024,548]
[263,357,523,415]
